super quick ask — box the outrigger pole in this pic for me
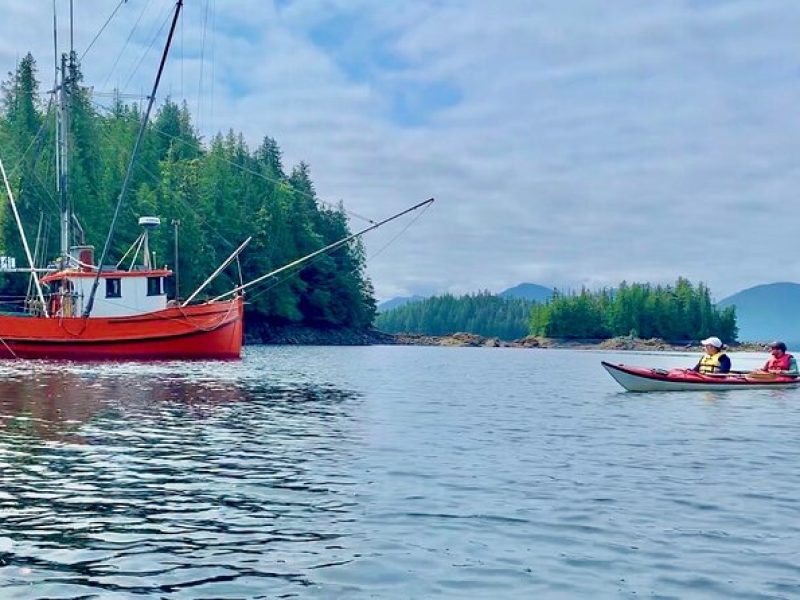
[181,237,252,307]
[82,0,184,318]
[0,157,50,317]
[210,198,434,303]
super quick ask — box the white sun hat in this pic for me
[700,336,723,348]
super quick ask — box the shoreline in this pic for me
[246,325,769,352]
[387,332,769,352]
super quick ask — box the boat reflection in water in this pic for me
[0,360,361,444]
[0,366,110,443]
[0,360,363,442]
[0,358,363,596]
[0,363,255,443]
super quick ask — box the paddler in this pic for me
[760,341,799,375]
[691,336,731,374]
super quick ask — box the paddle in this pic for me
[744,370,799,380]
[702,371,745,378]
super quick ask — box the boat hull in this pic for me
[0,297,243,360]
[601,361,800,392]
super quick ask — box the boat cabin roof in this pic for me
[41,268,172,285]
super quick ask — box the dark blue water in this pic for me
[1,346,799,599]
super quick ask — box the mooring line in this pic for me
[0,335,19,359]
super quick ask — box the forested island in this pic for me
[377,279,740,347]
[376,291,535,340]
[0,54,376,342]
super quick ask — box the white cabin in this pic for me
[41,268,171,318]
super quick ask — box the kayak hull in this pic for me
[601,361,800,392]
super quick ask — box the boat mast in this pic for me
[57,53,71,269]
[54,0,75,270]
[52,0,59,250]
[82,0,184,318]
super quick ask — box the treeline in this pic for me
[530,278,738,342]
[377,279,738,343]
[375,292,535,339]
[0,54,375,328]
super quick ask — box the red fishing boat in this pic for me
[0,1,245,361]
[0,274,244,360]
[0,1,432,361]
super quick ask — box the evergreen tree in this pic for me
[529,279,738,343]
[376,291,536,339]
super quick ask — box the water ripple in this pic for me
[1,348,800,598]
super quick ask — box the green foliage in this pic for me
[0,55,375,329]
[375,291,535,339]
[530,278,738,342]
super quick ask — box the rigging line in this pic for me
[52,0,58,89]
[209,0,217,129]
[122,3,174,94]
[242,210,397,305]
[6,98,56,177]
[0,336,19,360]
[101,0,154,93]
[245,202,431,304]
[364,199,432,261]
[82,121,377,261]
[84,121,185,241]
[85,110,238,254]
[85,107,236,252]
[180,3,183,98]
[31,171,62,217]
[242,247,348,305]
[91,92,145,99]
[197,0,211,131]
[88,95,378,225]
[87,103,355,251]
[150,122,376,224]
[80,0,128,61]
[201,147,376,224]
[212,198,433,302]
[83,0,184,319]
[203,148,376,222]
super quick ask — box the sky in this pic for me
[1,0,800,302]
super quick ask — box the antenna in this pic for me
[69,0,74,56]
[138,216,161,269]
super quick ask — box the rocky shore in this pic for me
[244,323,768,352]
[389,333,768,352]
[245,323,396,346]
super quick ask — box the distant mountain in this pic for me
[499,283,553,302]
[379,284,552,312]
[377,295,425,312]
[718,282,800,345]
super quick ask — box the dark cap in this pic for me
[770,341,787,352]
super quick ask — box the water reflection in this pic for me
[0,360,362,597]
[0,365,255,443]
[0,369,106,443]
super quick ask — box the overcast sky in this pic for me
[2,0,800,301]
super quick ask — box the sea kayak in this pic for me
[601,361,800,392]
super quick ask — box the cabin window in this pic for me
[147,277,163,296]
[105,278,121,298]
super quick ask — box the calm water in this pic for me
[1,346,799,599]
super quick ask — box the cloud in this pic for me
[2,0,800,302]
